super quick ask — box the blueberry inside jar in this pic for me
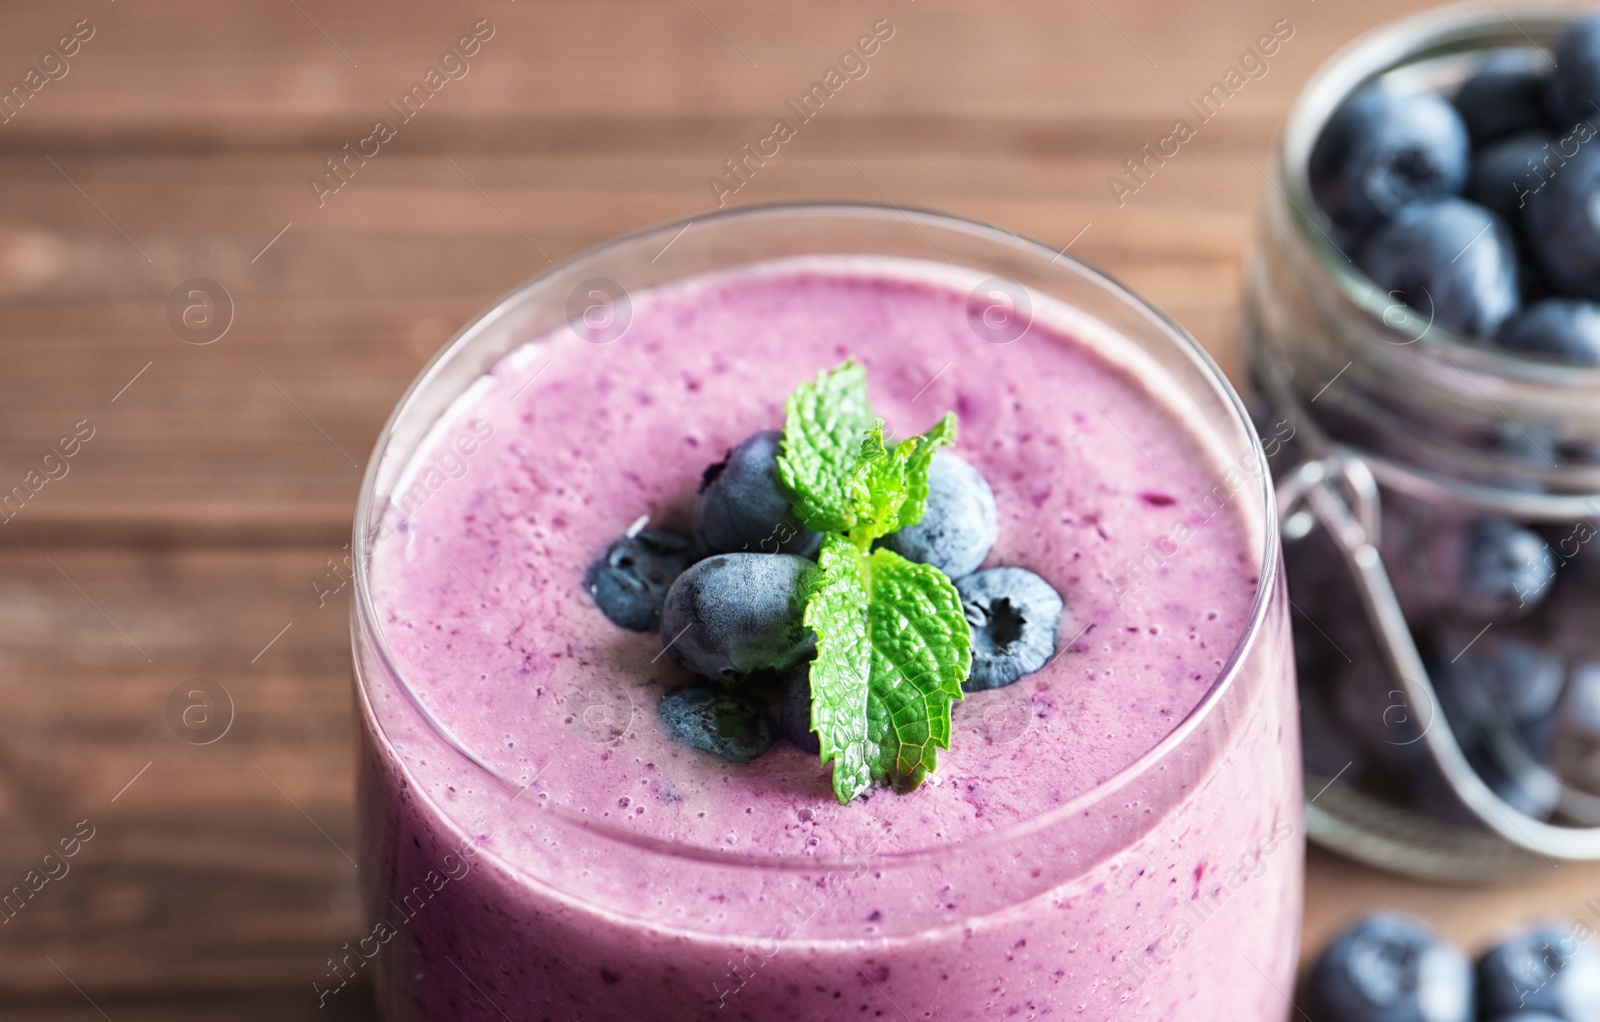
[1246,3,1600,879]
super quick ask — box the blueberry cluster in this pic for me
[1310,15,1600,363]
[1288,15,1600,828]
[1307,913,1600,1022]
[1290,496,1592,825]
[585,422,1064,765]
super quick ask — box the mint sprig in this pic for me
[861,550,969,789]
[803,534,874,799]
[780,362,971,804]
[776,362,874,533]
[844,415,956,546]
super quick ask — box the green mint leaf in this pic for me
[863,548,971,791]
[844,414,958,546]
[890,412,956,533]
[780,362,968,803]
[804,532,875,803]
[777,361,874,534]
[846,421,911,544]
[804,534,972,803]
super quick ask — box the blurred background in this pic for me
[2,0,1596,1018]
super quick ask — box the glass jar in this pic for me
[352,203,1301,1019]
[1246,2,1600,881]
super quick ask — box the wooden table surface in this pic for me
[3,1,1595,1018]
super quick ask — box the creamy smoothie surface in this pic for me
[370,257,1263,857]
[358,255,1298,1021]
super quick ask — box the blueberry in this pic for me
[659,552,817,680]
[1478,923,1600,1021]
[777,662,819,754]
[657,686,775,763]
[955,567,1063,691]
[1527,142,1600,300]
[1471,132,1550,225]
[1310,84,1471,233]
[1307,913,1474,1022]
[584,527,694,632]
[1409,517,1556,623]
[1454,51,1553,144]
[1358,198,1521,340]
[1550,15,1600,126]
[879,452,998,578]
[1455,517,1556,622]
[693,430,821,558]
[1406,650,1559,823]
[1437,637,1565,732]
[1496,299,1600,365]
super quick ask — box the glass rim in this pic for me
[1277,0,1600,389]
[350,200,1283,871]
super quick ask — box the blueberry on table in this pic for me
[1453,50,1553,144]
[1470,132,1550,225]
[1310,84,1471,233]
[1306,913,1474,1022]
[955,567,1063,692]
[1550,15,1600,127]
[1496,299,1600,365]
[1357,198,1521,340]
[693,430,821,558]
[657,686,775,763]
[585,527,694,632]
[879,452,998,578]
[1527,143,1600,300]
[1477,923,1600,1021]
[776,661,819,754]
[660,552,818,680]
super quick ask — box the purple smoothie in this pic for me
[354,255,1301,1020]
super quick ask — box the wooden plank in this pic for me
[0,0,1443,140]
[0,146,1256,547]
[0,0,1344,548]
[0,547,360,995]
[5,986,374,1022]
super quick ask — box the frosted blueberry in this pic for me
[657,686,775,763]
[584,527,694,632]
[660,553,817,680]
[955,567,1063,692]
[880,452,998,578]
